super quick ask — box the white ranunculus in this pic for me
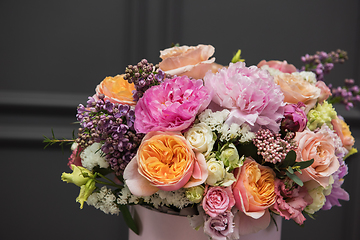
[184,122,215,156]
[304,180,326,214]
[205,158,226,186]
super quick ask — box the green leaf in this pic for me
[278,150,296,168]
[285,171,303,186]
[118,205,139,235]
[287,166,294,174]
[293,159,314,169]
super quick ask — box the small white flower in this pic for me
[205,158,226,186]
[87,186,120,215]
[184,122,215,156]
[293,71,317,84]
[80,143,109,171]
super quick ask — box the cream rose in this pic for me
[304,180,326,214]
[294,128,340,187]
[159,44,215,79]
[206,158,226,186]
[184,122,215,156]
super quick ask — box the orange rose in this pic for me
[332,117,355,151]
[159,44,215,79]
[95,74,136,105]
[123,131,208,196]
[232,158,276,219]
[274,73,321,113]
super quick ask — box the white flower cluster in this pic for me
[198,109,255,143]
[80,143,109,171]
[117,184,191,210]
[143,189,192,209]
[292,71,317,84]
[87,186,120,215]
[117,184,142,205]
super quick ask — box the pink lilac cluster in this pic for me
[272,178,313,225]
[76,94,144,175]
[253,128,297,164]
[123,59,169,101]
[328,79,360,110]
[204,62,285,132]
[301,49,348,81]
[134,75,212,133]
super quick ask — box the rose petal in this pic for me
[237,210,271,236]
[123,156,159,196]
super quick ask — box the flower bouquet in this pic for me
[46,44,358,240]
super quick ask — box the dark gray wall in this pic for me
[1,1,359,239]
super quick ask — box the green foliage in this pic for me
[43,129,75,151]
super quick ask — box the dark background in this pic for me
[0,1,359,239]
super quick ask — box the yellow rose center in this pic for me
[139,135,193,184]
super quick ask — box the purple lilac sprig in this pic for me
[300,49,348,81]
[76,94,144,175]
[328,79,360,110]
[253,128,297,164]
[123,59,170,101]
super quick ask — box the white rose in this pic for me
[304,180,326,214]
[205,158,226,186]
[184,122,215,156]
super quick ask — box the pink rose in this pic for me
[316,81,332,103]
[294,127,340,187]
[257,60,297,73]
[202,186,235,217]
[159,44,215,79]
[134,76,212,133]
[232,158,276,219]
[123,131,208,196]
[203,212,234,240]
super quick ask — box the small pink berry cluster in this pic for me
[253,128,297,164]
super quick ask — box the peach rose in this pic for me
[294,128,340,187]
[257,60,297,74]
[95,74,136,105]
[274,73,321,112]
[315,81,332,103]
[159,44,215,79]
[332,117,355,151]
[232,158,276,219]
[123,131,208,196]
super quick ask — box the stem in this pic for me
[95,172,123,188]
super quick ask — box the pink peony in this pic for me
[257,60,297,73]
[134,76,212,133]
[272,178,313,225]
[203,211,234,240]
[202,186,235,218]
[159,44,215,79]
[294,126,340,187]
[204,62,285,132]
[281,102,308,132]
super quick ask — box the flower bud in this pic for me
[219,143,240,170]
[76,179,96,209]
[61,164,94,187]
[185,186,205,203]
[206,158,226,186]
